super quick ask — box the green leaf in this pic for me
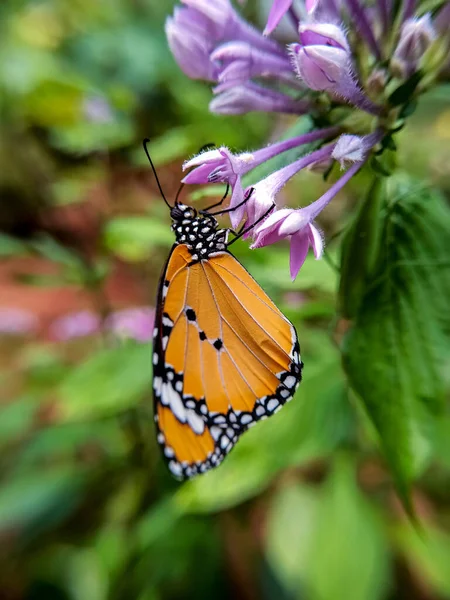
[388,71,422,107]
[0,233,28,257]
[30,235,81,267]
[307,458,390,600]
[266,458,390,600]
[339,176,384,318]
[342,176,450,510]
[103,216,173,262]
[265,482,319,593]
[58,342,152,421]
[0,468,87,536]
[395,524,450,596]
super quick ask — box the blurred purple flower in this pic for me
[83,96,114,123]
[105,307,155,342]
[0,308,38,336]
[210,81,311,115]
[49,311,100,341]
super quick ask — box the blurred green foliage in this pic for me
[0,1,450,600]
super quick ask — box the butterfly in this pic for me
[144,140,303,479]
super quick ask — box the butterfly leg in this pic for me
[227,203,276,246]
[200,184,230,213]
[204,187,254,217]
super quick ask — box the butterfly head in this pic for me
[170,203,227,258]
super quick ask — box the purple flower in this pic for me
[251,156,374,278]
[240,143,336,232]
[182,127,340,227]
[252,208,324,280]
[211,42,297,89]
[49,311,100,341]
[166,0,283,81]
[0,308,38,336]
[165,6,220,80]
[105,307,155,342]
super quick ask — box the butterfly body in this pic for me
[153,202,303,480]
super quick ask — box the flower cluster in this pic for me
[49,307,154,342]
[166,0,449,278]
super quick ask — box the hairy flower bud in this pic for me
[393,14,436,76]
[291,43,349,90]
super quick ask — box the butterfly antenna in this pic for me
[143,138,171,209]
[174,182,185,205]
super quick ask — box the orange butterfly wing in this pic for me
[153,244,302,479]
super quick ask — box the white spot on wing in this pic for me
[186,409,205,434]
[162,382,186,422]
[255,405,265,417]
[267,399,279,412]
[153,376,162,396]
[169,461,182,477]
[284,375,296,389]
[240,414,253,425]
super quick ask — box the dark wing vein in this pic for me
[200,262,235,409]
[208,261,292,362]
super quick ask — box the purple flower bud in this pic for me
[291,42,350,90]
[393,15,436,76]
[210,82,311,114]
[435,2,450,35]
[298,23,350,50]
[332,131,382,168]
[290,24,382,115]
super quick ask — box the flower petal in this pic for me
[183,148,223,170]
[289,230,309,280]
[264,0,293,35]
[253,207,292,234]
[278,211,305,236]
[229,178,246,229]
[308,224,324,259]
[182,163,215,184]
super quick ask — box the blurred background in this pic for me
[1,1,450,599]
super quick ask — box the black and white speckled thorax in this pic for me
[170,203,228,259]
